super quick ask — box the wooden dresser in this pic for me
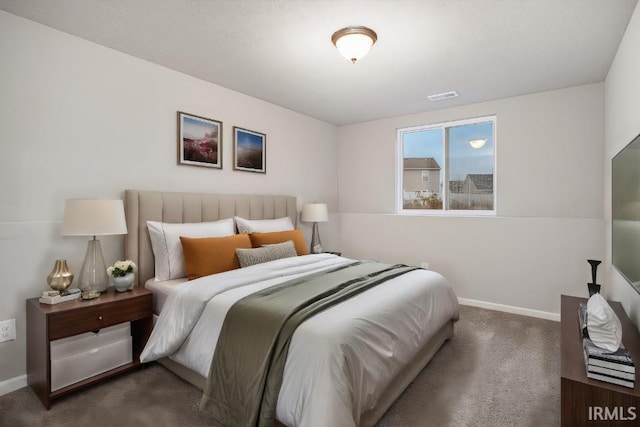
[561,295,640,425]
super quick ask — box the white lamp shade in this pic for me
[332,26,377,64]
[61,199,128,236]
[335,33,374,62]
[301,203,329,223]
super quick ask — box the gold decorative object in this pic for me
[47,259,74,291]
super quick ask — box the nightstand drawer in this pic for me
[49,296,151,340]
[50,322,131,359]
[51,336,132,392]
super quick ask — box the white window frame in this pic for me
[421,170,429,182]
[396,115,497,216]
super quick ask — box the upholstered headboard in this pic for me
[124,190,298,287]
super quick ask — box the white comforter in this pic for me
[140,254,459,427]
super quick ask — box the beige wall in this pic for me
[338,83,605,315]
[0,11,339,383]
[604,3,640,326]
[4,1,640,387]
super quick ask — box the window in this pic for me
[397,115,496,213]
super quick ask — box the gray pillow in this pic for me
[235,240,297,268]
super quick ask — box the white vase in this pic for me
[113,272,134,292]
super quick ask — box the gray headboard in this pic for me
[123,190,298,287]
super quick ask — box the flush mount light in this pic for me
[331,26,377,63]
[469,139,487,149]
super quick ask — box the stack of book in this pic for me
[39,288,81,305]
[579,303,635,388]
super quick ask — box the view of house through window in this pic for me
[398,116,495,212]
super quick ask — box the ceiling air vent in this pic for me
[427,91,459,101]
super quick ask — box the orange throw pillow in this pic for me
[249,229,309,256]
[180,234,251,280]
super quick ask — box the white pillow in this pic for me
[234,216,294,234]
[147,218,235,280]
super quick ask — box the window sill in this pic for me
[395,209,496,217]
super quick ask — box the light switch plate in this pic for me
[0,319,16,343]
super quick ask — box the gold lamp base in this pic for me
[80,290,101,300]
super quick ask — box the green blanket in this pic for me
[199,261,419,427]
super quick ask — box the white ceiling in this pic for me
[1,0,637,126]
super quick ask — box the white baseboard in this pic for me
[0,374,27,397]
[458,297,560,322]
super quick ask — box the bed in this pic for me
[124,189,459,427]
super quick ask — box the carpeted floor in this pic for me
[0,305,560,427]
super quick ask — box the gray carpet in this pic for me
[0,305,560,427]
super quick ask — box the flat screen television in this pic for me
[612,131,640,293]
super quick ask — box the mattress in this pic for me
[145,278,187,315]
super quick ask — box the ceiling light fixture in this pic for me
[469,139,487,149]
[331,26,377,64]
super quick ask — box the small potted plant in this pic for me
[107,259,137,292]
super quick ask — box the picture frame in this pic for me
[178,111,223,169]
[233,126,266,174]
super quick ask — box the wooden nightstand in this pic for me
[26,288,153,409]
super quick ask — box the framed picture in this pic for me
[233,126,266,173]
[178,111,222,169]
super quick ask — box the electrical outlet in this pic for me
[0,319,16,343]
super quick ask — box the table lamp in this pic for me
[301,203,328,254]
[61,199,127,299]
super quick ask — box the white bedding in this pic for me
[145,278,187,314]
[140,254,459,427]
